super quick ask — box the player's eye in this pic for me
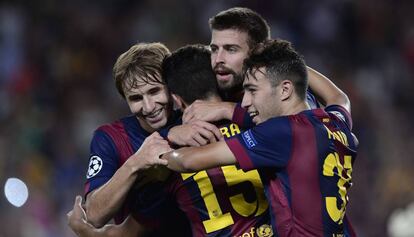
[210,45,218,53]
[224,45,238,53]
[128,95,143,102]
[148,87,161,95]
[228,47,237,53]
[245,86,257,95]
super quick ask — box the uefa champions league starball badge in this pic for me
[86,156,103,179]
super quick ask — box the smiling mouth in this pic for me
[144,108,163,120]
[249,111,258,118]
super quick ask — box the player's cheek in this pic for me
[130,103,142,114]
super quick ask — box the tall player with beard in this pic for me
[183,7,324,127]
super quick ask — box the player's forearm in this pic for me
[163,142,236,172]
[85,161,138,227]
[220,102,237,120]
[307,66,350,111]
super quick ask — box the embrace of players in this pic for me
[67,7,358,237]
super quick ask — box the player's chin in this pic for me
[252,116,263,125]
[145,108,169,129]
[147,117,168,130]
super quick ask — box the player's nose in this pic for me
[241,92,251,109]
[142,96,156,114]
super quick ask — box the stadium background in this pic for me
[0,0,413,236]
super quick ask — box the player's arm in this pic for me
[85,132,171,227]
[68,196,147,237]
[182,100,236,124]
[167,120,222,146]
[163,141,236,172]
[307,66,350,112]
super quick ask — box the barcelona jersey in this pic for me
[83,112,190,236]
[130,122,273,237]
[226,106,357,237]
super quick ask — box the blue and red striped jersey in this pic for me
[131,122,273,237]
[84,115,151,197]
[83,112,191,236]
[226,106,357,237]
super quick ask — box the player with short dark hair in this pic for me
[162,44,219,104]
[163,39,358,237]
[156,44,272,237]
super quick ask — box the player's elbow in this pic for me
[84,202,108,228]
[86,211,106,228]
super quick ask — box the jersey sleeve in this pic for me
[325,104,353,130]
[84,129,119,196]
[232,103,255,129]
[225,117,293,170]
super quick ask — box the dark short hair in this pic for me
[209,7,270,49]
[243,39,308,100]
[162,44,219,105]
[113,42,170,98]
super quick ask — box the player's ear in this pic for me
[280,80,294,101]
[171,94,186,111]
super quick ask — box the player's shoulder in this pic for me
[252,116,291,137]
[95,115,135,134]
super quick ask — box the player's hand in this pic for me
[167,121,222,147]
[129,132,172,171]
[67,196,97,237]
[182,100,236,124]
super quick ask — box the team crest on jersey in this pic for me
[256,224,273,237]
[86,156,103,179]
[242,130,257,149]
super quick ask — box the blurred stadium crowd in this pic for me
[0,0,413,236]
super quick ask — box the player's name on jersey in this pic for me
[220,123,241,138]
[324,125,349,147]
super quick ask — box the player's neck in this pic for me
[282,99,310,116]
[219,88,243,102]
[181,94,222,110]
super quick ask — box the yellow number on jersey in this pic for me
[181,166,267,233]
[323,152,352,224]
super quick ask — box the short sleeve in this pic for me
[325,105,352,130]
[84,129,119,196]
[225,117,293,170]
